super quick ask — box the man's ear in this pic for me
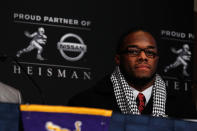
[115,54,120,65]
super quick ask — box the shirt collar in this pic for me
[130,86,153,105]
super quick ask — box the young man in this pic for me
[68,28,197,119]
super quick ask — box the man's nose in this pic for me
[138,51,147,60]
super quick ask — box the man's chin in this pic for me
[131,75,154,86]
[135,72,151,79]
[132,71,155,81]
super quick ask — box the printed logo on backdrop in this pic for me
[164,44,191,77]
[16,27,47,61]
[57,33,87,61]
[160,30,194,92]
[12,12,92,81]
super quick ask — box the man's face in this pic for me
[115,31,159,80]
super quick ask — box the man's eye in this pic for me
[128,50,139,55]
[146,50,156,56]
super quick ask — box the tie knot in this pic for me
[137,93,145,101]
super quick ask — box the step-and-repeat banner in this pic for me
[0,0,195,105]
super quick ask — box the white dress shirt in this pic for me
[130,86,153,106]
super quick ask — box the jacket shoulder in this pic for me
[0,82,22,104]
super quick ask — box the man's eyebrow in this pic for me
[126,45,156,49]
[147,46,156,49]
[127,45,138,48]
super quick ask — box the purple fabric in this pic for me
[21,111,111,131]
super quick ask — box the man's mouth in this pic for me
[135,64,151,70]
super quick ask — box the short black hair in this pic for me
[116,26,158,54]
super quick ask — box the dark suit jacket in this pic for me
[68,75,197,119]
